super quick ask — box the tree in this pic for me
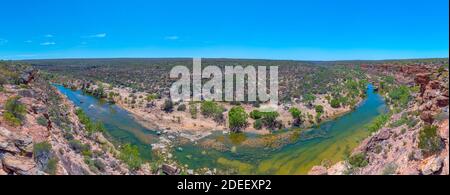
[261,111,281,130]
[315,105,324,123]
[330,99,341,108]
[289,107,302,127]
[228,106,248,132]
[303,93,316,103]
[162,99,174,113]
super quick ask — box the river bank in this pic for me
[54,83,386,175]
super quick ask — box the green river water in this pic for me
[56,84,386,174]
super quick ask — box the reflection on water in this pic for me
[174,84,387,174]
[55,85,158,160]
[56,84,386,174]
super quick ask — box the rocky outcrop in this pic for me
[320,62,449,175]
[308,166,328,175]
[0,127,37,175]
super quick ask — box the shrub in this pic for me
[253,119,263,130]
[37,116,48,127]
[382,163,398,175]
[162,99,174,113]
[367,113,390,133]
[189,104,198,119]
[315,105,324,114]
[33,142,58,175]
[200,101,224,117]
[330,99,341,108]
[69,140,90,154]
[228,106,248,132]
[119,144,142,171]
[76,109,105,134]
[177,104,187,112]
[389,85,411,108]
[348,153,368,168]
[3,112,21,126]
[289,107,301,119]
[3,96,26,126]
[418,126,443,156]
[261,111,281,130]
[250,110,263,120]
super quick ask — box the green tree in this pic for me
[289,107,302,127]
[162,99,174,113]
[228,106,248,132]
[330,98,341,108]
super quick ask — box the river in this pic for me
[55,84,387,174]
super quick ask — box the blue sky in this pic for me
[0,0,448,60]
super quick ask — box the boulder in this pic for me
[327,161,350,175]
[420,111,434,124]
[421,156,444,175]
[18,89,36,98]
[308,166,328,175]
[415,73,431,94]
[436,96,449,107]
[161,164,180,175]
[1,153,37,175]
[0,127,33,155]
[18,68,37,85]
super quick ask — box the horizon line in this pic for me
[5,56,450,62]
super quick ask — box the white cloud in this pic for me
[41,42,56,46]
[164,35,179,40]
[45,34,54,38]
[25,40,33,43]
[0,38,8,45]
[84,33,107,38]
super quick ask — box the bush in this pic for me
[201,101,224,117]
[33,142,58,175]
[367,113,390,133]
[69,140,90,154]
[330,99,341,108]
[119,144,143,170]
[253,119,263,130]
[3,96,26,126]
[228,106,248,132]
[261,111,281,130]
[289,107,301,119]
[177,104,187,112]
[162,99,174,113]
[418,126,443,156]
[250,110,263,120]
[189,104,198,119]
[389,85,411,108]
[76,109,105,134]
[37,116,48,127]
[348,153,368,168]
